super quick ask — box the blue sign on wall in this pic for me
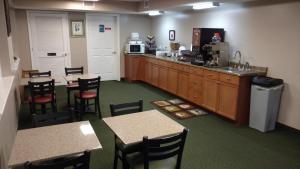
[99,24,104,32]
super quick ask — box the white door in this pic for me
[27,11,71,79]
[86,14,120,81]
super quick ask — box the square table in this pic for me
[64,74,99,82]
[20,76,63,86]
[103,109,185,145]
[8,121,102,168]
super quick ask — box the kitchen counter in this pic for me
[126,53,267,77]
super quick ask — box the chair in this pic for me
[32,111,73,127]
[24,151,90,169]
[74,76,101,120]
[29,71,51,78]
[28,79,56,114]
[110,100,143,169]
[125,129,188,169]
[65,67,84,107]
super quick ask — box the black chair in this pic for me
[24,151,90,169]
[28,79,56,114]
[65,67,84,108]
[29,71,51,78]
[32,111,73,127]
[125,129,188,169]
[74,77,101,120]
[110,100,143,169]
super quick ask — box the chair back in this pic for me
[65,67,84,75]
[29,71,51,78]
[28,79,55,99]
[142,129,188,169]
[24,151,90,169]
[110,100,143,117]
[32,111,73,127]
[78,76,101,95]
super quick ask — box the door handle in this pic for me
[112,51,117,54]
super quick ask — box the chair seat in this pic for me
[116,138,142,154]
[66,82,79,88]
[126,152,177,169]
[28,95,53,103]
[75,91,97,99]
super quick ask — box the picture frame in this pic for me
[3,0,11,36]
[169,30,175,41]
[70,20,85,37]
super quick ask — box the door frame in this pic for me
[85,13,120,81]
[27,10,71,70]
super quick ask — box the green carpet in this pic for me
[19,81,300,169]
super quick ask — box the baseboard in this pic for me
[277,122,300,134]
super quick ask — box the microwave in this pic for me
[126,44,145,54]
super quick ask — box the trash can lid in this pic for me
[252,76,283,87]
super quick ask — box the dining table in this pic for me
[8,121,102,168]
[103,109,185,145]
[63,74,99,82]
[20,76,64,86]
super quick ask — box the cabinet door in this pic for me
[151,64,159,86]
[177,72,189,99]
[188,74,203,105]
[167,68,178,94]
[144,61,152,83]
[125,56,140,81]
[203,79,218,111]
[158,66,168,90]
[217,83,238,120]
[138,58,145,81]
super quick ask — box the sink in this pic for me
[217,67,254,74]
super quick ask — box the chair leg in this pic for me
[41,104,46,114]
[122,152,130,169]
[80,99,85,121]
[67,89,71,108]
[51,101,56,113]
[96,98,101,119]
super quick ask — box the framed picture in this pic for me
[70,20,85,37]
[169,30,175,41]
[3,0,11,36]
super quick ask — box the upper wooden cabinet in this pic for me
[124,54,253,125]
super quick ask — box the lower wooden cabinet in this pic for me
[167,68,178,94]
[144,60,152,84]
[217,83,238,120]
[188,74,203,105]
[125,55,140,81]
[151,64,159,86]
[158,66,168,90]
[203,79,219,112]
[177,72,189,99]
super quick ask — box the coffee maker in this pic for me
[202,42,229,67]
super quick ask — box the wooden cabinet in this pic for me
[217,83,238,120]
[151,64,159,86]
[124,54,255,125]
[158,66,168,90]
[167,68,178,94]
[188,74,203,105]
[125,55,141,81]
[177,72,189,99]
[203,79,219,112]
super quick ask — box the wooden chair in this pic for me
[28,79,56,114]
[32,111,73,127]
[110,100,143,169]
[74,76,101,120]
[65,67,84,108]
[125,129,188,169]
[22,69,39,78]
[29,71,51,78]
[24,151,90,169]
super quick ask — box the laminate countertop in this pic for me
[126,53,267,77]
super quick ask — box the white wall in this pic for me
[151,1,300,130]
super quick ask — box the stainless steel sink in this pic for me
[217,67,255,74]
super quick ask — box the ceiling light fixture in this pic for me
[148,10,162,16]
[193,2,219,10]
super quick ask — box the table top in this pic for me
[64,74,99,82]
[8,121,102,167]
[20,76,63,86]
[103,109,185,145]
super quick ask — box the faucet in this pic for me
[234,50,242,70]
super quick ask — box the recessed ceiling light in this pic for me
[148,10,163,16]
[193,2,219,10]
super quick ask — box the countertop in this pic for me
[126,53,267,77]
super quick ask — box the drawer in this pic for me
[177,64,190,72]
[158,60,168,67]
[204,70,219,80]
[219,73,239,85]
[190,67,204,76]
[169,63,178,69]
